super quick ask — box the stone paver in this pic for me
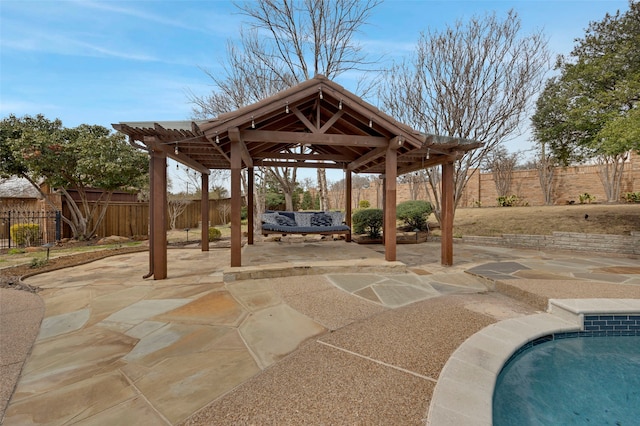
[1,241,639,425]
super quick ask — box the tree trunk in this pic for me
[318,169,329,210]
[597,153,628,203]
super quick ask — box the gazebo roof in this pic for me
[113,75,481,175]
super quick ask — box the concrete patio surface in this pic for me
[1,239,639,425]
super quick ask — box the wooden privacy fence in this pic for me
[61,198,231,239]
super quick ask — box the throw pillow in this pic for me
[310,213,333,227]
[261,212,280,224]
[294,212,312,227]
[275,214,297,227]
[327,211,344,226]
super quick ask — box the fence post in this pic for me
[7,210,11,249]
[55,211,61,241]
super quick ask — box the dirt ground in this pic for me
[0,243,148,292]
[432,203,640,237]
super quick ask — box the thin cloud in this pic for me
[74,0,237,36]
[1,25,157,62]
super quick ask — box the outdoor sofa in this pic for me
[261,211,350,237]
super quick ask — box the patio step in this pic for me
[223,258,407,282]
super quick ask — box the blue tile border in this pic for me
[583,314,640,332]
[501,313,640,371]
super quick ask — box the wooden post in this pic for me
[146,145,155,279]
[201,172,209,252]
[441,161,454,266]
[150,146,167,279]
[247,167,254,245]
[345,170,352,242]
[230,140,242,267]
[381,175,386,244]
[384,146,397,261]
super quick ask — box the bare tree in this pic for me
[380,10,549,222]
[218,202,231,225]
[328,179,345,210]
[536,141,557,205]
[268,166,298,211]
[167,196,192,230]
[189,0,383,214]
[483,144,520,198]
[399,171,428,200]
[597,151,630,203]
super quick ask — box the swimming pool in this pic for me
[493,335,640,425]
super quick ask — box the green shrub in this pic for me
[352,208,383,238]
[30,257,48,269]
[578,193,595,204]
[623,192,640,203]
[358,200,370,209]
[208,227,222,242]
[10,223,40,246]
[396,200,433,231]
[497,195,520,207]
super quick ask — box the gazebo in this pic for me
[113,75,481,279]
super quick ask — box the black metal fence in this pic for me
[0,210,61,250]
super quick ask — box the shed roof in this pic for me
[0,177,41,199]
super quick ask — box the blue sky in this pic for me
[0,0,631,186]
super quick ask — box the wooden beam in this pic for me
[144,138,210,174]
[230,140,242,267]
[319,110,344,134]
[255,160,345,169]
[441,161,454,266]
[384,146,397,261]
[347,146,386,171]
[228,127,253,168]
[389,135,404,150]
[254,152,352,162]
[396,154,459,175]
[207,139,231,164]
[240,130,387,147]
[201,172,209,252]
[292,107,318,133]
[200,84,321,134]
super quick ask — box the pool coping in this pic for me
[426,299,640,426]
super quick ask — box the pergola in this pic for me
[113,75,482,279]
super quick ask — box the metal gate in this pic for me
[0,210,61,249]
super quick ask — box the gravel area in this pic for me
[182,342,436,425]
[182,293,537,425]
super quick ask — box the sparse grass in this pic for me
[430,204,640,237]
[0,241,144,269]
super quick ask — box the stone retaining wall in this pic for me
[459,231,640,256]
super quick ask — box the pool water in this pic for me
[493,335,640,425]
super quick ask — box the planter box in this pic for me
[397,230,428,244]
[353,230,428,245]
[353,235,383,244]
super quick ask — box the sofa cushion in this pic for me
[274,214,297,227]
[294,212,313,227]
[310,213,333,227]
[326,211,345,226]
